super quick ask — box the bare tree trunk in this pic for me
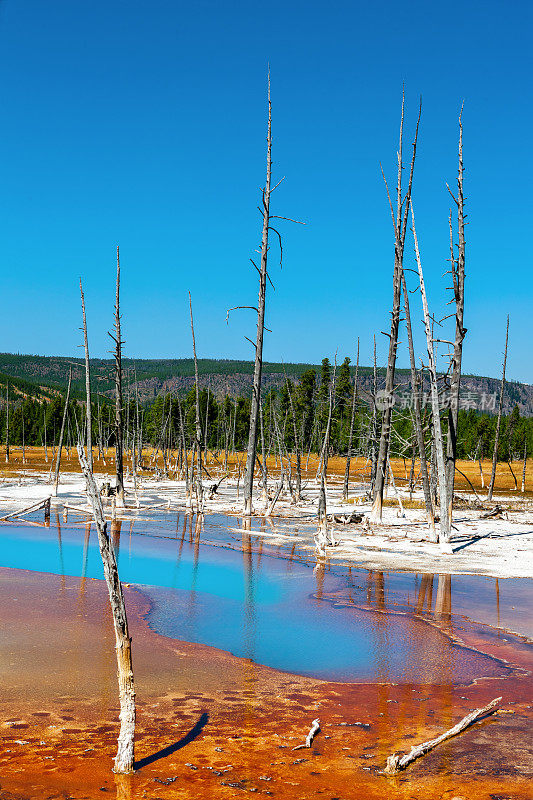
[412,205,452,552]
[54,368,72,495]
[315,366,336,550]
[231,398,237,458]
[96,389,104,463]
[371,96,421,522]
[5,384,9,463]
[189,293,203,508]
[370,336,378,493]
[401,271,435,535]
[318,361,336,480]
[475,437,485,488]
[77,445,135,773]
[522,442,527,493]
[387,456,404,516]
[176,398,191,507]
[285,378,301,502]
[111,246,125,507]
[80,279,93,472]
[21,406,26,464]
[204,384,210,455]
[487,316,509,502]
[243,75,272,516]
[342,340,359,500]
[507,459,518,490]
[259,401,268,504]
[316,472,327,551]
[445,110,466,526]
[132,379,140,490]
[43,407,48,463]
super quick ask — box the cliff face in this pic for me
[131,371,532,416]
[0,353,531,415]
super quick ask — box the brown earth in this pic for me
[0,563,532,800]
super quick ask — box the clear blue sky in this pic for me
[0,0,531,382]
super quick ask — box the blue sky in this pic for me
[0,0,531,382]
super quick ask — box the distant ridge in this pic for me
[0,353,531,415]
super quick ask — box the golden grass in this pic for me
[0,446,530,499]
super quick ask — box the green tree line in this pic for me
[1,358,531,464]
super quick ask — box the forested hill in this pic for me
[0,352,531,415]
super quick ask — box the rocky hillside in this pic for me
[0,353,531,415]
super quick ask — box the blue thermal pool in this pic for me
[0,513,516,683]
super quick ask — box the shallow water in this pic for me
[0,511,526,683]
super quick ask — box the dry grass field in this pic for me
[0,446,530,500]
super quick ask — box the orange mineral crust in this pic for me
[0,567,532,800]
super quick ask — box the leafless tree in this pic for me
[227,74,302,514]
[109,246,125,507]
[371,95,421,522]
[241,75,273,515]
[369,336,378,492]
[445,108,466,524]
[474,437,485,488]
[80,279,93,472]
[77,445,135,773]
[487,316,509,501]
[4,383,9,463]
[53,367,72,495]
[43,406,48,463]
[401,271,435,534]
[411,205,452,552]
[189,292,203,507]
[342,340,359,500]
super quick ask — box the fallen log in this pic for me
[62,503,93,514]
[384,696,502,775]
[480,505,503,519]
[266,479,283,517]
[208,474,229,499]
[0,496,52,522]
[329,511,363,525]
[292,718,321,750]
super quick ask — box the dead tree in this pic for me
[284,376,302,502]
[231,75,303,513]
[22,405,27,464]
[189,292,203,506]
[241,75,273,516]
[369,336,378,492]
[80,279,93,472]
[53,367,72,495]
[43,407,48,462]
[487,316,509,501]
[371,95,421,522]
[5,383,9,463]
[445,109,467,525]
[317,358,336,479]
[385,696,501,775]
[292,719,321,750]
[507,459,518,491]
[259,400,269,504]
[315,363,337,551]
[412,205,452,552]
[176,396,192,506]
[475,437,485,488]
[110,246,125,508]
[522,442,527,493]
[342,340,359,500]
[401,270,435,534]
[77,445,135,773]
